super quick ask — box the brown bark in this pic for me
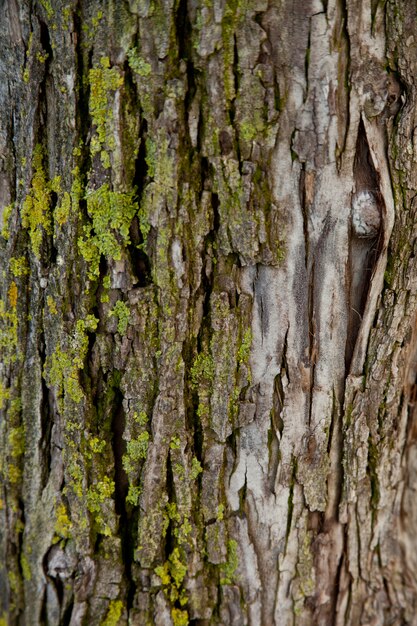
[0,0,417,625]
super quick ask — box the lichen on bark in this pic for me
[1,0,417,625]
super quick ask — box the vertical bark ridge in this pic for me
[0,0,416,624]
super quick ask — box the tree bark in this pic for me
[1,0,416,624]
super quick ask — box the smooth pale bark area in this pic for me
[1,0,417,624]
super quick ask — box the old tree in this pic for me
[1,0,417,624]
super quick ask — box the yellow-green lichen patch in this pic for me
[89,57,123,167]
[43,315,98,404]
[78,185,137,279]
[101,599,123,626]
[54,503,72,541]
[219,539,238,584]
[155,546,188,606]
[191,351,215,388]
[86,476,115,536]
[123,432,149,474]
[0,379,10,410]
[22,31,33,83]
[0,291,19,367]
[190,457,203,480]
[123,429,149,506]
[39,0,54,19]
[109,300,130,335]
[46,296,58,315]
[237,328,252,365]
[21,145,61,258]
[20,553,31,581]
[9,257,30,277]
[1,202,13,240]
[8,426,24,458]
[171,608,189,626]
[54,191,71,226]
[127,47,151,76]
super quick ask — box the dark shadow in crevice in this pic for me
[39,19,53,65]
[111,387,136,612]
[176,0,191,63]
[345,119,383,373]
[62,600,74,626]
[39,332,53,490]
[128,215,152,288]
[111,391,128,517]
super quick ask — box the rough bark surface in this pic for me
[0,0,416,624]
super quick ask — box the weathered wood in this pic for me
[0,0,417,624]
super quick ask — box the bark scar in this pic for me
[347,114,395,376]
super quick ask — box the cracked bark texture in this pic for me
[1,0,417,624]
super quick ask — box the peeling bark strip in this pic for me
[0,0,417,624]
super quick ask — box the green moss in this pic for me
[101,599,123,626]
[21,145,61,258]
[89,57,123,166]
[78,184,138,279]
[109,300,130,335]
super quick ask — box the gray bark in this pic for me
[0,0,416,625]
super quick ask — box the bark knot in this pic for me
[351,190,381,238]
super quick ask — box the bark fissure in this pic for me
[2,0,417,623]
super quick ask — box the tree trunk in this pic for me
[1,0,416,624]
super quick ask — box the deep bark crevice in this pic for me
[111,388,137,611]
[62,599,74,626]
[345,119,383,373]
[130,118,153,287]
[39,375,53,491]
[304,18,312,102]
